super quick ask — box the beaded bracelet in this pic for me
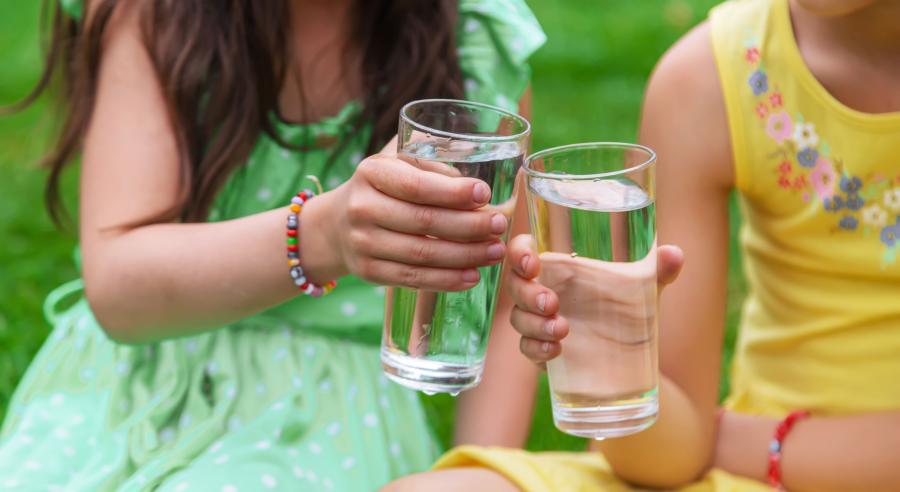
[767,410,810,490]
[286,181,336,297]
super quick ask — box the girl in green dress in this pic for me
[0,0,544,490]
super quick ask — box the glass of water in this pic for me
[524,143,657,439]
[381,99,530,395]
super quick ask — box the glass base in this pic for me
[381,348,483,395]
[552,399,658,439]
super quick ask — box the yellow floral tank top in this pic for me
[710,0,900,416]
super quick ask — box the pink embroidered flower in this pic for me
[755,102,769,119]
[777,160,792,175]
[769,91,783,109]
[745,47,760,64]
[766,111,793,144]
[810,157,837,200]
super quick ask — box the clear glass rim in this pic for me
[524,142,657,180]
[399,98,531,143]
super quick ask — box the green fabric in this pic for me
[1,2,545,491]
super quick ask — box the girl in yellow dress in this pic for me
[386,0,900,490]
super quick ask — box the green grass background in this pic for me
[0,0,744,452]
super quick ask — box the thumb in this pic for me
[657,244,684,290]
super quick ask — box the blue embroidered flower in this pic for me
[845,193,865,211]
[823,195,844,212]
[749,70,768,96]
[839,176,862,193]
[839,215,858,231]
[880,223,899,247]
[797,148,819,168]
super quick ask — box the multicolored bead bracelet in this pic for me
[286,181,336,297]
[767,409,810,490]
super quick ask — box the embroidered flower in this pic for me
[777,160,792,175]
[778,175,792,189]
[792,175,808,191]
[880,222,900,247]
[766,112,793,144]
[797,148,819,168]
[768,91,783,109]
[755,102,769,119]
[792,122,819,149]
[861,205,889,227]
[824,195,844,212]
[845,193,865,211]
[884,187,900,212]
[839,215,858,231]
[745,47,760,64]
[810,157,838,201]
[839,176,863,194]
[749,70,768,96]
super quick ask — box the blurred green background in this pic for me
[0,0,742,452]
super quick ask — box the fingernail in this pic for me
[490,214,507,234]
[462,269,480,283]
[487,243,505,260]
[536,292,546,312]
[544,319,556,337]
[541,342,551,353]
[473,182,491,204]
[520,255,530,273]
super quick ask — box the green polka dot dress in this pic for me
[0,1,544,491]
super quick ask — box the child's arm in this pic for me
[78,5,505,343]
[454,92,540,447]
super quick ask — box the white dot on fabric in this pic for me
[50,393,65,406]
[256,383,267,395]
[19,435,33,446]
[207,362,219,375]
[256,187,272,202]
[363,413,378,427]
[495,94,512,109]
[222,485,238,492]
[227,416,242,431]
[374,286,386,296]
[209,440,224,454]
[390,442,401,456]
[54,427,70,440]
[309,442,322,455]
[261,474,278,489]
[116,361,130,375]
[48,486,64,492]
[271,401,286,411]
[349,152,363,167]
[273,348,288,362]
[288,448,299,457]
[347,385,358,401]
[70,414,84,426]
[510,38,525,54]
[255,440,272,450]
[319,380,332,392]
[304,345,316,357]
[273,427,282,440]
[184,340,199,353]
[464,79,478,94]
[465,18,479,33]
[159,427,175,443]
[293,465,304,478]
[326,422,341,436]
[3,479,20,487]
[342,457,356,470]
[120,400,131,413]
[75,337,86,350]
[88,437,98,447]
[63,446,75,457]
[306,471,318,483]
[379,395,390,409]
[179,414,192,429]
[214,454,230,465]
[24,460,40,471]
[80,367,96,381]
[292,377,303,389]
[281,149,291,159]
[340,302,358,317]
[225,385,237,400]
[323,478,334,490]
[174,482,189,492]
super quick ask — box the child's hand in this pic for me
[506,234,684,364]
[323,138,508,292]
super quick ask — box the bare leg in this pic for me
[381,468,521,492]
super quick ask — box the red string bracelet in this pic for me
[767,410,810,490]
[286,178,336,297]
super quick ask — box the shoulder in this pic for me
[641,21,734,190]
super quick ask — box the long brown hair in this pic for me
[18,0,463,224]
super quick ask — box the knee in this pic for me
[381,468,520,492]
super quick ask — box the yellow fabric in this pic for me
[435,0,900,490]
[712,0,900,417]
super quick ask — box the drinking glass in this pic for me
[381,99,530,395]
[524,143,658,438]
